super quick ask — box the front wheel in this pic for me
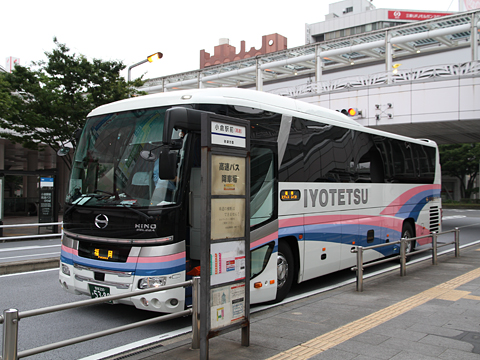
[275,242,294,303]
[401,222,415,259]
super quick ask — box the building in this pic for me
[305,0,453,44]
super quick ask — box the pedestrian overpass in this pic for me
[141,9,480,145]
[270,61,480,145]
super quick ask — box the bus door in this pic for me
[302,208,342,281]
[339,208,360,269]
[187,135,202,263]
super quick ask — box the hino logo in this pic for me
[135,224,157,232]
[95,214,109,229]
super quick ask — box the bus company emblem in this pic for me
[95,214,109,229]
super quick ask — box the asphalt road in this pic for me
[0,208,479,359]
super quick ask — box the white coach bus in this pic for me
[59,88,441,312]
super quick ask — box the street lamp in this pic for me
[127,52,163,82]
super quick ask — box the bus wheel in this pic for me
[402,222,415,257]
[275,242,294,303]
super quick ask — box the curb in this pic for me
[0,258,59,275]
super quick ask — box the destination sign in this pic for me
[280,190,301,201]
[211,121,246,148]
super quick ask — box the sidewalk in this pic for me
[109,244,480,360]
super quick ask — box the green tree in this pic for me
[439,143,480,199]
[0,38,145,171]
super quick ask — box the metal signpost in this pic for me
[38,177,55,232]
[200,113,250,360]
[0,176,3,236]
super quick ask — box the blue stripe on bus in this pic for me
[395,189,441,220]
[61,251,185,275]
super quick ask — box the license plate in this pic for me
[88,284,110,299]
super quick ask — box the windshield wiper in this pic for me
[94,189,119,200]
[117,203,152,220]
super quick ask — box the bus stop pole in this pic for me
[2,309,19,360]
[356,246,363,292]
[191,277,200,349]
[0,176,4,237]
[400,239,406,277]
[454,227,460,257]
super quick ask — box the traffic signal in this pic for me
[337,108,360,117]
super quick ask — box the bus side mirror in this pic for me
[163,107,203,145]
[158,148,177,180]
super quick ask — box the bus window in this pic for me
[250,147,276,228]
[251,242,275,279]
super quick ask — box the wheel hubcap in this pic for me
[403,231,412,254]
[277,253,288,289]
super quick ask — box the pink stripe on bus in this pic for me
[61,245,78,256]
[279,217,303,228]
[251,231,278,249]
[381,184,441,215]
[127,252,186,264]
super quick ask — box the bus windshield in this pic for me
[66,106,183,208]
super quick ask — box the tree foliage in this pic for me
[0,38,145,170]
[439,143,480,199]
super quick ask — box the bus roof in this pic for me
[89,88,360,127]
[88,88,436,148]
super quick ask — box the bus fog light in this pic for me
[61,264,71,276]
[170,298,179,306]
[140,297,148,306]
[138,276,167,289]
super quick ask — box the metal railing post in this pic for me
[432,232,438,265]
[356,246,364,292]
[191,277,200,350]
[400,239,406,277]
[455,227,460,258]
[2,309,19,360]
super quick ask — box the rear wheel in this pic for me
[275,242,294,303]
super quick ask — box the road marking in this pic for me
[0,244,60,253]
[442,215,467,220]
[0,268,58,278]
[0,252,60,260]
[267,266,480,360]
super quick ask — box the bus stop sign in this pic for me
[200,112,250,360]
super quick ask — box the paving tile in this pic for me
[308,348,358,360]
[335,339,402,359]
[438,348,480,360]
[381,336,446,357]
[420,334,474,352]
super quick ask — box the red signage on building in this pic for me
[388,10,452,20]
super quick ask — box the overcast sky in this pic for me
[2,0,460,80]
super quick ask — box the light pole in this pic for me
[127,52,163,82]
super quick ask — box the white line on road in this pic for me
[0,244,61,252]
[0,252,60,261]
[0,268,58,278]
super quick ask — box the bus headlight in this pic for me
[61,264,71,276]
[138,276,167,289]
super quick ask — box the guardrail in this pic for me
[0,222,63,242]
[351,228,460,292]
[1,277,201,360]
